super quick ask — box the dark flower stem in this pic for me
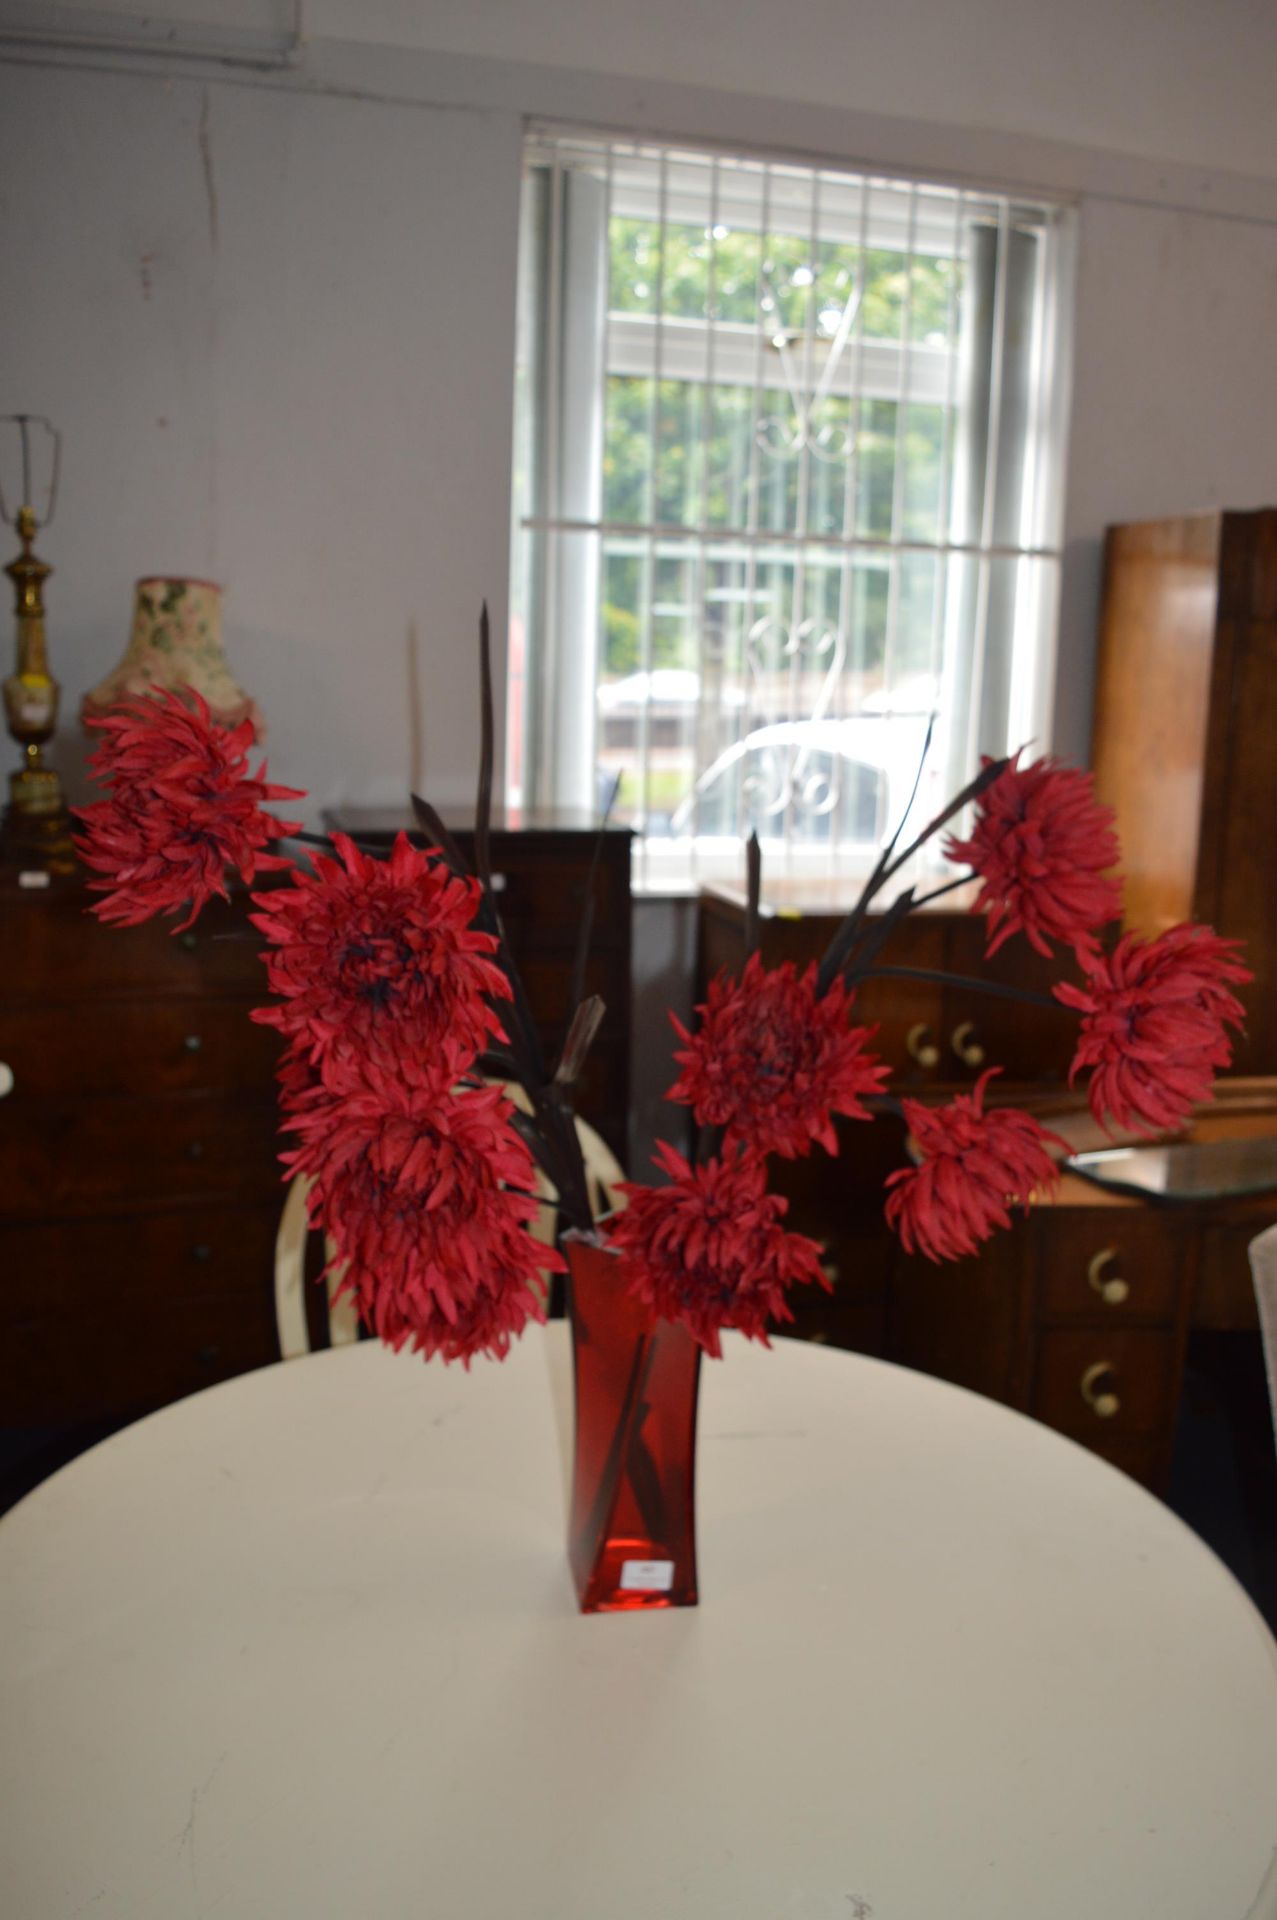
[285,828,386,858]
[907,871,977,911]
[860,963,1063,1010]
[580,1326,664,1551]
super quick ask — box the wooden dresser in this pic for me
[1,815,632,1499]
[698,884,1277,1488]
[0,862,283,1471]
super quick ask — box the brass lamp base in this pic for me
[1,793,75,873]
[3,756,74,872]
[9,759,63,814]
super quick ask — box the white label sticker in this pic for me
[18,871,51,890]
[619,1559,674,1592]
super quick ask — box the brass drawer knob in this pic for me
[0,1061,12,1099]
[183,1034,203,1053]
[1087,1247,1130,1306]
[905,1022,940,1068]
[1080,1361,1120,1419]
[179,931,198,952]
[950,1020,985,1067]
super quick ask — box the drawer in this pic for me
[850,921,949,1087]
[0,1093,283,1216]
[1031,1328,1180,1439]
[0,1202,281,1309]
[777,1224,892,1355]
[1,1289,281,1424]
[469,835,631,948]
[0,997,281,1098]
[0,884,267,1000]
[1034,1212,1185,1324]
[942,914,1077,1084]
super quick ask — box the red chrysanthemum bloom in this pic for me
[75,687,302,930]
[884,1071,1065,1263]
[668,953,888,1158]
[945,753,1122,958]
[1053,923,1250,1134]
[284,1064,558,1367]
[606,1141,827,1357]
[251,831,509,1082]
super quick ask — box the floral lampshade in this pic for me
[81,577,263,738]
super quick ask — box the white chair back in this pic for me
[1248,1222,1277,1458]
[274,1175,361,1361]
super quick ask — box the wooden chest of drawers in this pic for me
[0,868,284,1438]
[698,885,1277,1489]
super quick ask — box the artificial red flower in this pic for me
[606,1141,827,1357]
[285,1065,558,1367]
[75,687,302,929]
[1054,923,1250,1133]
[945,753,1122,958]
[668,953,887,1158]
[885,1071,1065,1262]
[251,831,509,1082]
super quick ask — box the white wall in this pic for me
[36,0,1277,184]
[0,54,523,814]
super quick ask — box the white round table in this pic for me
[3,1331,1276,1920]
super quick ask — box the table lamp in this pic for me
[1,413,73,870]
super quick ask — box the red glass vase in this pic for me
[565,1234,701,1613]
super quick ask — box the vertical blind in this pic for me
[509,131,1073,889]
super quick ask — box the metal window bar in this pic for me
[515,133,1070,881]
[927,189,967,694]
[880,181,920,715]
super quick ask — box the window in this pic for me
[509,130,1074,889]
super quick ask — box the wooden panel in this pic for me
[1091,514,1220,936]
[0,997,281,1097]
[1,1291,280,1424]
[1031,1328,1179,1439]
[1195,517,1277,1072]
[0,1203,280,1310]
[1078,1432,1164,1490]
[1194,1219,1274,1330]
[1034,1211,1183,1325]
[0,1094,282,1216]
[0,879,268,1000]
[887,1227,1027,1406]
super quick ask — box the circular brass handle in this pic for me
[1087,1246,1130,1306]
[0,1061,13,1099]
[905,1022,940,1069]
[179,931,198,952]
[950,1020,986,1068]
[183,1034,203,1053]
[1080,1361,1120,1419]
